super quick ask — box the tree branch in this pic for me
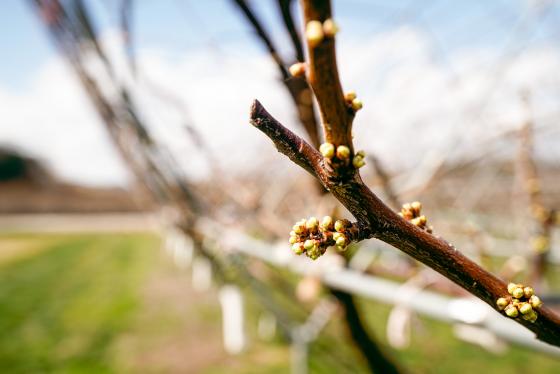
[233,0,321,147]
[331,289,402,374]
[250,100,323,178]
[249,98,560,347]
[301,0,353,149]
[277,0,305,62]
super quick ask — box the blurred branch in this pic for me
[120,0,136,75]
[330,289,402,374]
[368,154,401,210]
[277,0,305,62]
[517,96,556,289]
[232,0,320,147]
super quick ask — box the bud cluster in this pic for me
[496,283,542,323]
[320,142,365,170]
[344,91,363,113]
[305,18,339,48]
[398,201,433,233]
[289,216,353,260]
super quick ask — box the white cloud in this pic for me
[1,25,559,187]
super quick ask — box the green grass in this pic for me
[0,232,558,373]
[0,233,158,373]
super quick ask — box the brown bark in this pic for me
[249,99,560,347]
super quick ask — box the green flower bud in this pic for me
[519,302,533,315]
[292,243,304,255]
[523,286,534,298]
[505,305,519,318]
[351,98,363,111]
[336,145,350,160]
[319,143,335,158]
[352,155,365,169]
[530,295,542,308]
[512,287,524,299]
[507,283,517,295]
[334,220,346,232]
[293,220,306,234]
[522,310,538,323]
[306,217,319,231]
[332,232,343,241]
[289,236,297,244]
[321,216,333,230]
[496,298,508,311]
[303,239,315,251]
[336,236,347,247]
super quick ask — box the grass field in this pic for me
[0,232,558,373]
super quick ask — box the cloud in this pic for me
[1,25,559,187]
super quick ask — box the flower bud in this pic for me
[519,302,533,315]
[523,286,534,298]
[344,91,357,102]
[292,243,304,255]
[289,62,306,77]
[306,217,319,231]
[322,18,339,37]
[522,310,538,323]
[334,220,346,232]
[293,222,305,235]
[306,20,324,47]
[512,287,524,299]
[321,216,333,230]
[530,295,542,308]
[505,305,519,318]
[352,155,365,169]
[496,297,508,310]
[320,143,335,158]
[351,98,363,111]
[289,236,297,244]
[411,201,422,214]
[336,145,350,160]
[336,236,347,247]
[303,239,315,251]
[507,283,517,295]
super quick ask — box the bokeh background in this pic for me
[1,0,560,372]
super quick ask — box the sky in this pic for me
[1,0,560,187]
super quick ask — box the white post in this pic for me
[219,285,246,355]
